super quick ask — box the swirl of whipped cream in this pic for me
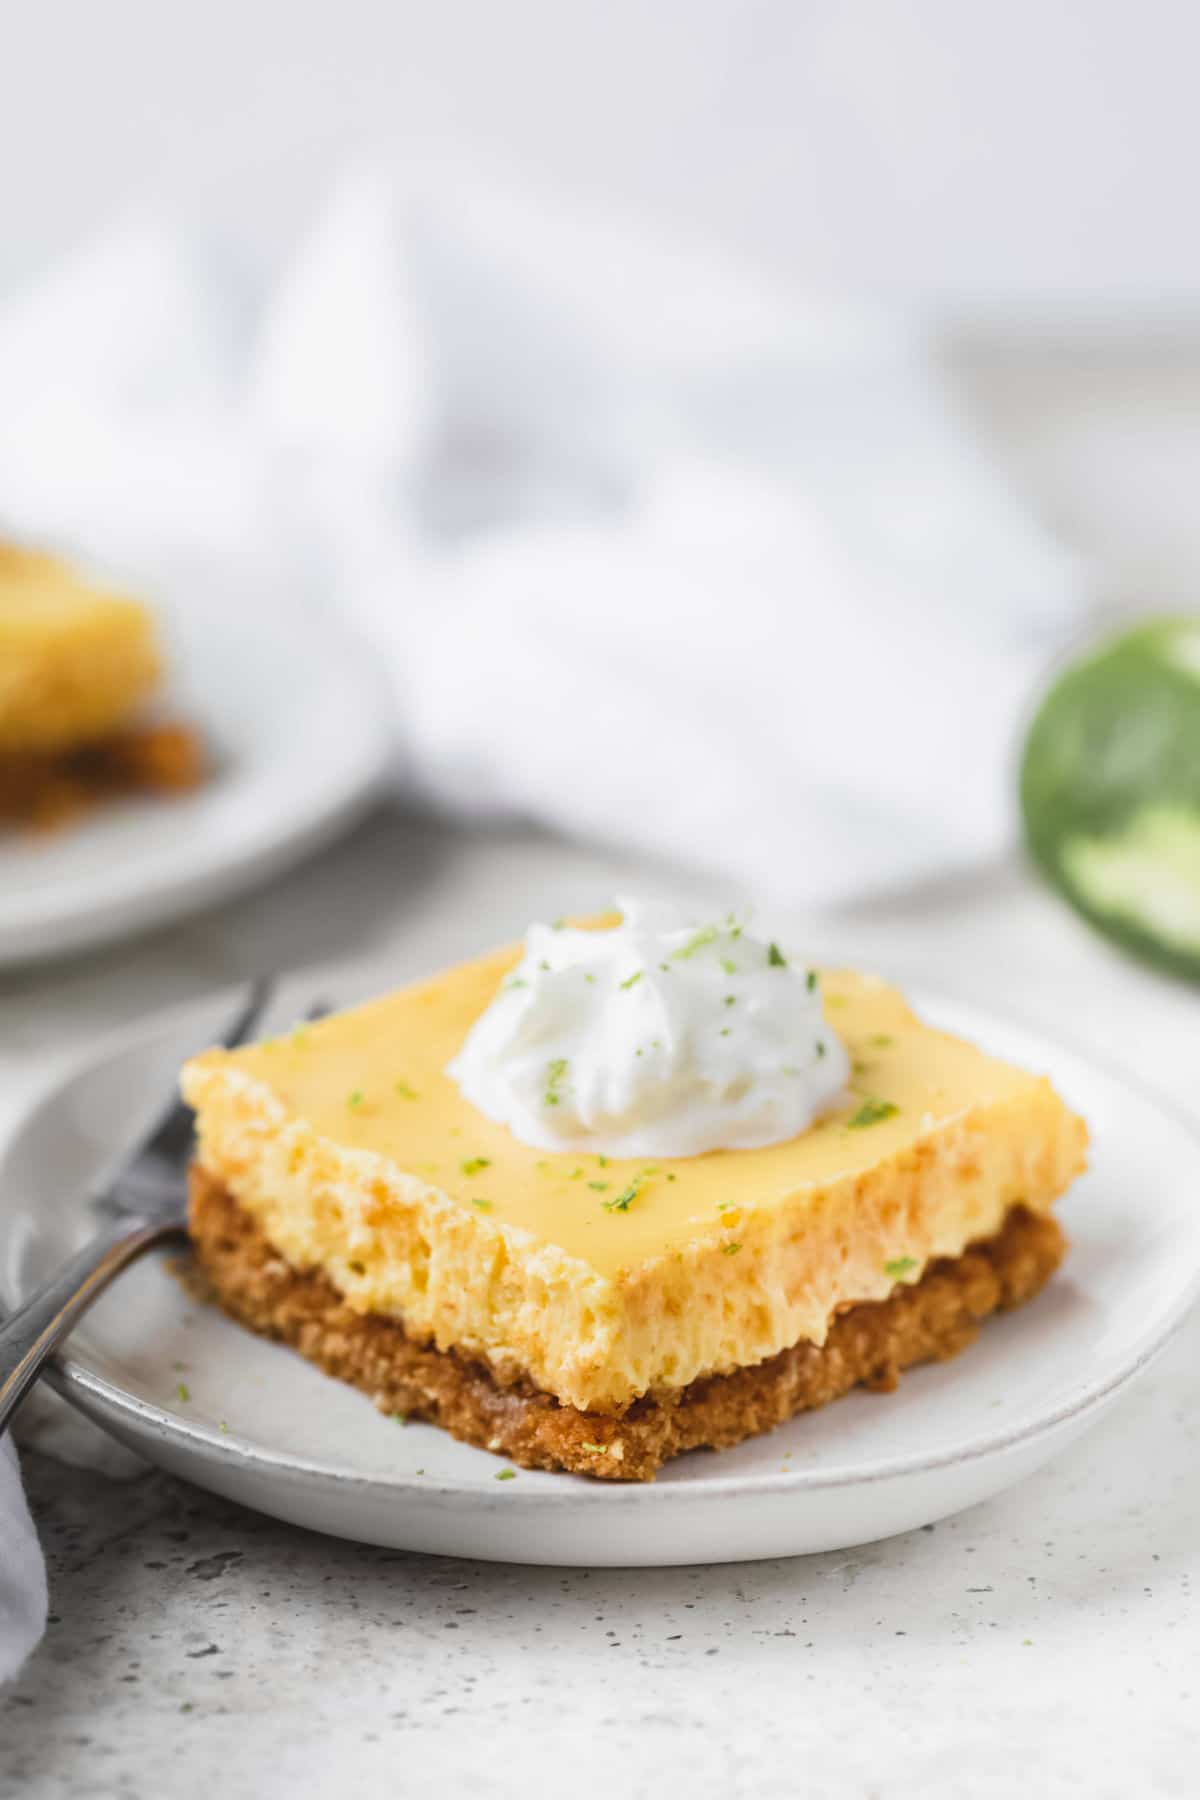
[446,899,850,1157]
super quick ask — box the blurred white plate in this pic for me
[3,987,1198,1566]
[0,585,393,965]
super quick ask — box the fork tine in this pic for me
[218,975,278,1052]
[94,977,279,1201]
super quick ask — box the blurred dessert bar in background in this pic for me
[0,542,204,830]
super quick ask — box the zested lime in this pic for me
[1020,616,1200,980]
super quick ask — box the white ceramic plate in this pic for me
[3,987,1199,1566]
[0,582,393,965]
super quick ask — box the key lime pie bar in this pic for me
[0,541,203,828]
[182,904,1088,1480]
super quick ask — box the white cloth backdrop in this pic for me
[0,163,1090,903]
[0,161,1094,1678]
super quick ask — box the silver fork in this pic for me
[0,978,278,1436]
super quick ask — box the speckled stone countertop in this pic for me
[2,809,1200,1799]
[6,1307,1199,1800]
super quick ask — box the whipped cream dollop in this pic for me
[446,899,850,1157]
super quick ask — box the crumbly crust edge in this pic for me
[185,1164,1066,1482]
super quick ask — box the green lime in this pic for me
[1020,616,1200,980]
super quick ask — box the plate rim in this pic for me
[7,983,1200,1508]
[0,606,395,966]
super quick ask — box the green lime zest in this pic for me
[847,1098,899,1129]
[672,925,718,960]
[884,1256,918,1279]
[544,1057,569,1107]
[603,1177,643,1213]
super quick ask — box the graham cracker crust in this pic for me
[186,1165,1066,1482]
[0,722,204,831]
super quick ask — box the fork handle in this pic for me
[0,1216,183,1436]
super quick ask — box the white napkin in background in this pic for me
[0,161,1090,903]
[0,159,1092,1678]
